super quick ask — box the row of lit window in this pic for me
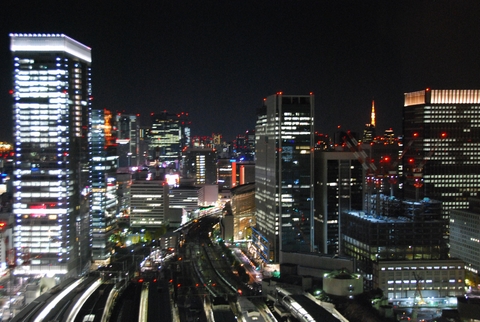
[382,265,461,271]
[16,119,64,125]
[386,287,462,291]
[15,70,66,76]
[15,226,61,232]
[14,182,66,187]
[387,279,461,284]
[13,247,60,253]
[15,80,67,87]
[15,106,69,113]
[280,131,311,135]
[15,192,68,198]
[17,138,69,144]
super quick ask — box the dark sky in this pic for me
[1,1,480,142]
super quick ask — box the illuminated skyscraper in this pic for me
[89,109,118,264]
[10,33,92,275]
[149,111,190,168]
[403,89,480,215]
[253,93,315,263]
[116,113,139,168]
[314,151,363,254]
[182,147,217,186]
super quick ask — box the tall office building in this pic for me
[403,89,480,214]
[234,130,255,161]
[182,147,217,186]
[10,34,92,275]
[253,93,315,263]
[89,109,118,264]
[450,197,480,275]
[314,151,363,254]
[149,111,190,169]
[130,180,169,227]
[116,113,139,169]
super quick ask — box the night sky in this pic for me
[1,1,480,142]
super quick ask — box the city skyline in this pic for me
[2,1,480,141]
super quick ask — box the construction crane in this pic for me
[383,132,419,197]
[342,132,379,215]
[407,132,447,200]
[411,272,426,321]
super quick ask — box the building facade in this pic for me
[374,259,465,300]
[130,180,169,227]
[149,111,190,169]
[89,109,118,263]
[230,183,256,242]
[254,93,315,263]
[10,34,92,276]
[403,89,480,215]
[341,198,449,289]
[116,113,139,169]
[449,198,480,275]
[182,148,217,186]
[314,151,363,254]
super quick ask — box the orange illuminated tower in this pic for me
[371,99,376,127]
[362,100,376,143]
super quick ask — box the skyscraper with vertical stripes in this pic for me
[253,93,315,263]
[10,33,92,276]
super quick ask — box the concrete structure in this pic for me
[254,93,315,263]
[341,198,450,290]
[130,180,169,227]
[168,186,199,212]
[450,197,480,275]
[198,184,218,206]
[0,212,13,271]
[116,171,132,218]
[218,159,255,190]
[10,33,92,276]
[374,259,465,299]
[323,269,363,297]
[279,252,355,280]
[157,231,178,250]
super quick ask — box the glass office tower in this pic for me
[90,109,118,263]
[10,34,92,276]
[254,93,315,263]
[149,111,190,169]
[403,89,480,216]
[116,114,139,168]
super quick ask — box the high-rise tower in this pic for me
[253,93,315,263]
[116,113,139,168]
[149,111,190,169]
[370,99,376,127]
[403,89,480,215]
[10,34,92,275]
[89,109,118,264]
[362,100,376,143]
